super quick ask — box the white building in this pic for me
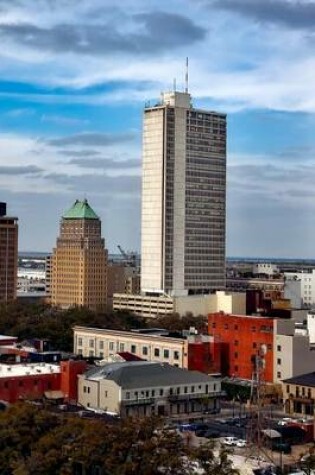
[141,90,226,297]
[252,263,279,276]
[274,319,315,383]
[112,290,246,318]
[284,270,315,308]
[78,361,221,418]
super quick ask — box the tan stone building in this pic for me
[51,199,107,310]
[0,202,18,302]
[282,372,315,416]
[78,361,221,418]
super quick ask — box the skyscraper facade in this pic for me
[51,199,107,310]
[0,202,18,302]
[141,91,226,296]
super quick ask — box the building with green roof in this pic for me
[51,199,107,310]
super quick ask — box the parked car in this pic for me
[277,418,293,426]
[195,429,220,438]
[222,436,239,446]
[271,441,292,454]
[236,439,247,448]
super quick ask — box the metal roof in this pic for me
[84,361,217,389]
[283,371,315,387]
[62,199,99,220]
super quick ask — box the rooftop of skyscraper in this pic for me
[62,199,99,220]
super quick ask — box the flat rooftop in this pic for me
[0,363,60,378]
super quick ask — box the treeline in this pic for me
[0,302,207,352]
[0,403,238,475]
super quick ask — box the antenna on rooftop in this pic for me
[185,57,189,93]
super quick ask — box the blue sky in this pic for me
[1,0,315,257]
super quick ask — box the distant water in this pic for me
[20,252,315,265]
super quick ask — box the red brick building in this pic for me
[208,312,275,382]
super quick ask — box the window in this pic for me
[234,340,239,346]
[159,389,164,396]
[176,387,180,395]
[131,345,136,354]
[87,387,90,394]
[109,342,114,351]
[191,386,195,393]
[99,341,104,350]
[234,352,238,358]
[19,381,23,387]
[119,343,125,352]
[89,339,94,348]
[302,387,305,396]
[286,385,290,393]
[78,337,83,346]
[277,358,281,365]
[212,323,216,329]
[253,342,257,349]
[154,348,160,357]
[184,386,188,394]
[234,325,238,330]
[143,346,148,356]
[277,345,281,352]
[99,352,104,358]
[277,371,281,379]
[252,326,256,332]
[105,391,108,397]
[234,366,238,372]
[224,324,229,330]
[174,351,179,360]
[164,349,169,358]
[89,350,94,357]
[152,390,155,397]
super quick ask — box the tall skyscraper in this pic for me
[0,202,18,302]
[141,91,226,296]
[51,199,107,310]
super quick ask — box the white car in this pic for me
[236,439,246,448]
[222,436,238,446]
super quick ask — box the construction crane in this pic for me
[117,245,137,268]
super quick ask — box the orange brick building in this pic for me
[208,312,275,382]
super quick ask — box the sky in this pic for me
[1,0,315,258]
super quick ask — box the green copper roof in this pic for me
[62,199,99,220]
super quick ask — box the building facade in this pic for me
[208,312,275,382]
[141,91,226,297]
[284,270,315,308]
[51,199,107,310]
[73,326,222,374]
[0,202,18,302]
[282,372,315,417]
[78,361,221,418]
[113,290,246,318]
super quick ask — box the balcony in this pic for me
[168,391,222,402]
[122,397,155,407]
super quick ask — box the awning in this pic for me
[44,390,64,400]
[262,429,281,439]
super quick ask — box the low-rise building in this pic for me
[78,361,221,418]
[282,372,315,416]
[0,363,61,403]
[73,326,221,374]
[113,290,246,318]
[284,270,315,308]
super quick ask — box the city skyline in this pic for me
[1,0,315,257]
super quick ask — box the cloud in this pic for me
[46,131,136,147]
[212,0,315,30]
[69,157,140,170]
[45,171,140,196]
[0,12,205,57]
[0,165,43,175]
[58,149,101,157]
[41,114,89,126]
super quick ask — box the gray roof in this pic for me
[283,372,315,387]
[84,361,217,389]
